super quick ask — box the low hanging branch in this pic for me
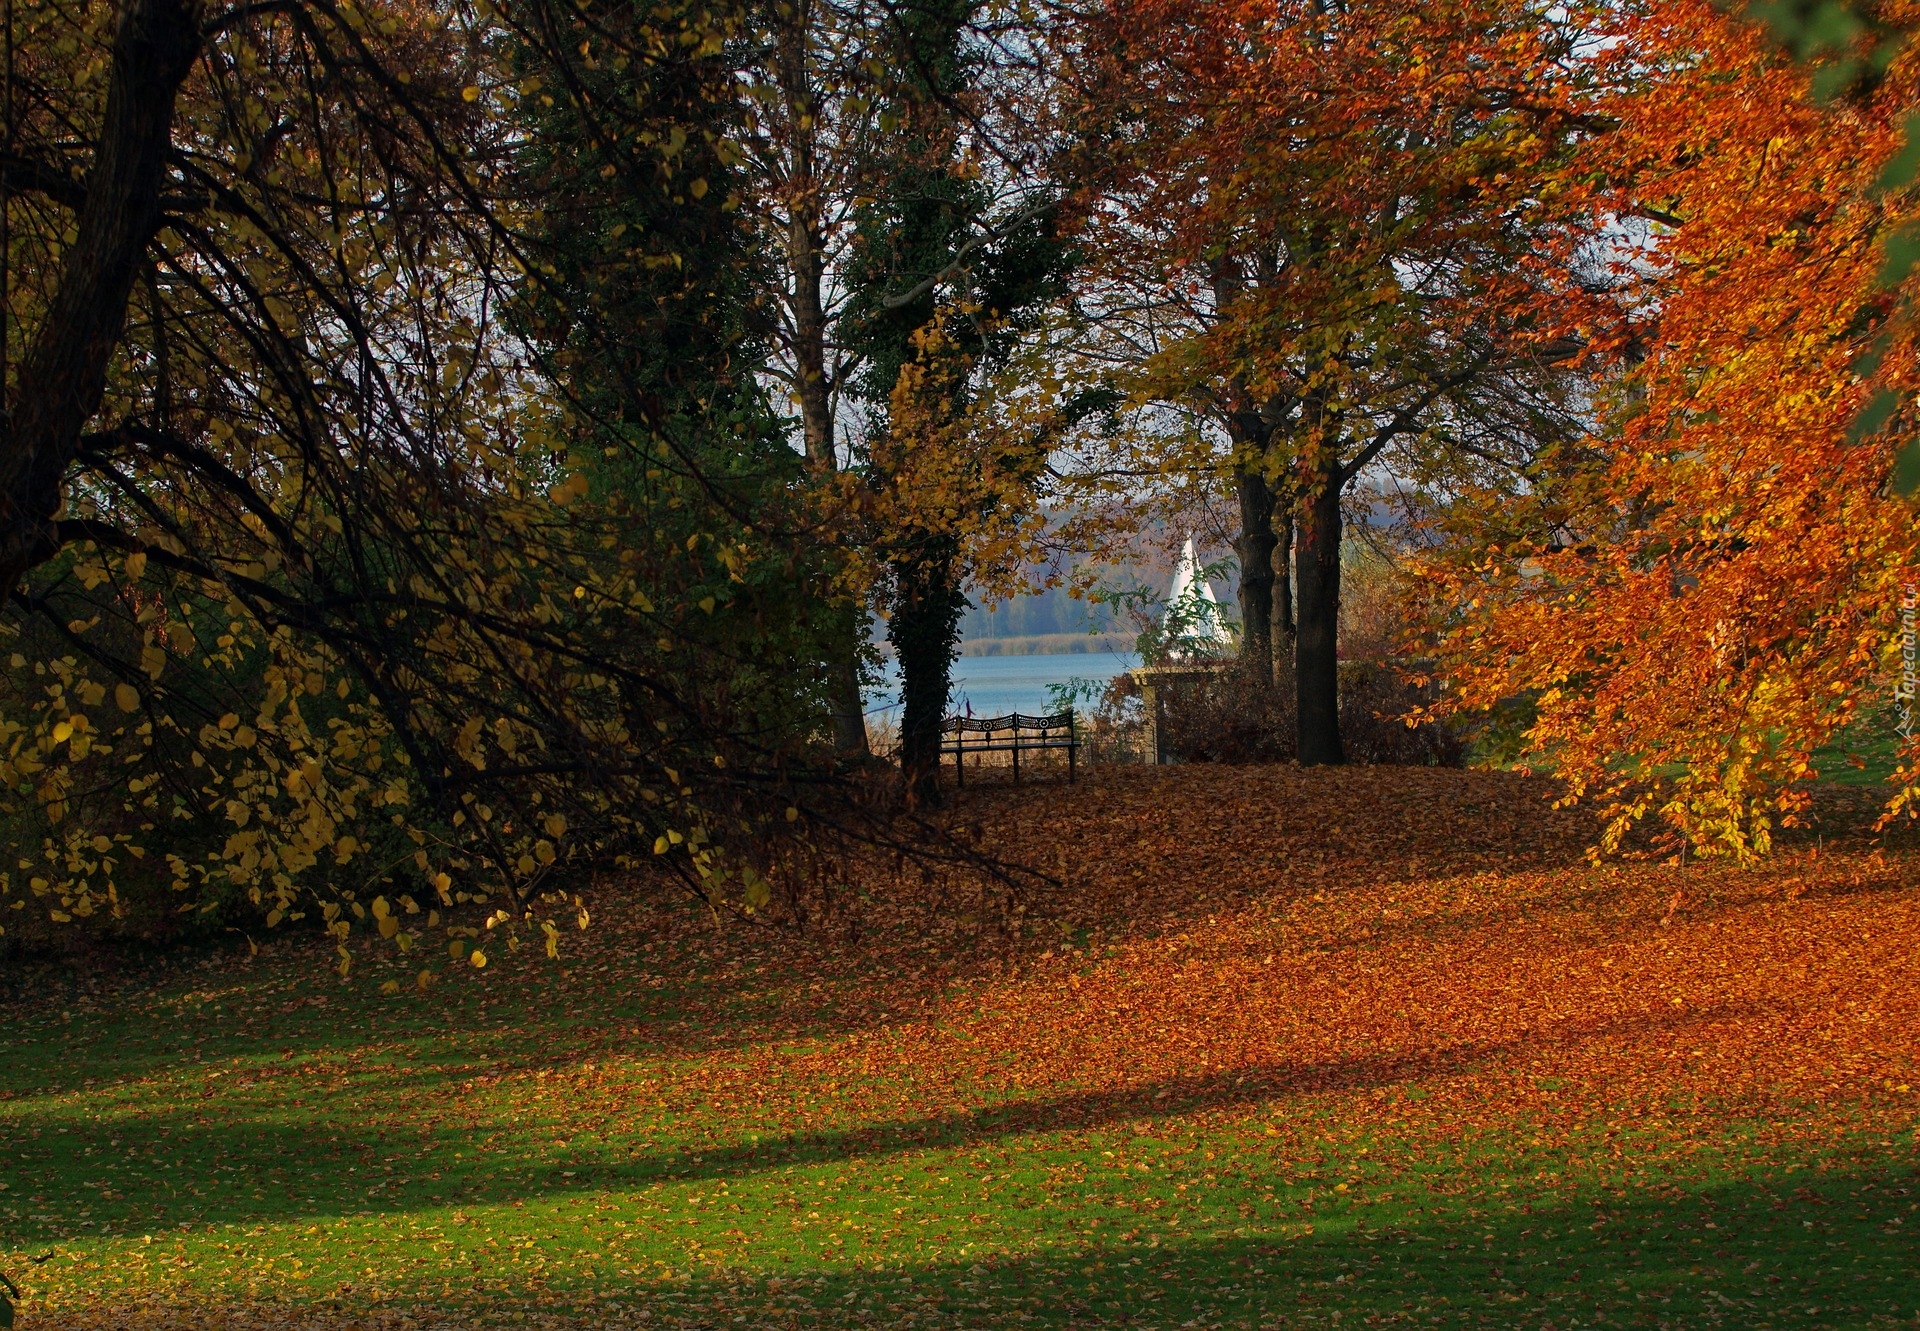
[0,0,1050,964]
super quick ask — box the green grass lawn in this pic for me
[9,935,1915,1329]
[4,767,1918,1328]
[1814,708,1913,788]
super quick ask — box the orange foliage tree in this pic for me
[1058,0,1607,763]
[1419,0,1920,855]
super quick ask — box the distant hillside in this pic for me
[959,580,1124,641]
[954,524,1248,653]
[958,632,1136,657]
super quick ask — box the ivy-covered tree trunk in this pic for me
[1234,469,1277,687]
[890,538,966,804]
[839,0,1066,802]
[1295,475,1344,765]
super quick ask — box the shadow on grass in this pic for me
[658,1158,1919,1330]
[3,996,1824,1241]
[20,1149,1919,1329]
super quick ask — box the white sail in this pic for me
[1162,538,1231,653]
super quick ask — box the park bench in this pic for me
[941,710,1078,785]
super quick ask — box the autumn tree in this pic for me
[502,0,850,756]
[0,0,201,593]
[727,0,903,756]
[1420,0,1920,855]
[0,0,553,943]
[1063,0,1600,763]
[833,0,1071,800]
[0,0,959,953]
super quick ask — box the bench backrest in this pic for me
[942,711,1073,736]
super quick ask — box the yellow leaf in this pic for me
[114,683,140,712]
[51,721,73,743]
[380,979,400,994]
[141,645,167,679]
[462,84,480,101]
[469,949,488,969]
[125,551,147,580]
[449,938,466,960]
[378,913,400,939]
[543,812,567,837]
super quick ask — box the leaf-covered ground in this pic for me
[3,766,1917,1328]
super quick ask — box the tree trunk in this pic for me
[889,540,965,805]
[0,0,200,594]
[1271,504,1295,690]
[789,240,834,475]
[1295,474,1344,765]
[1234,469,1276,686]
[822,619,871,755]
[782,110,870,756]
[1213,258,1277,689]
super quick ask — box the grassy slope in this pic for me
[2,766,1917,1329]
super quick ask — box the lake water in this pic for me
[867,650,1141,722]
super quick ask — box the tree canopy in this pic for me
[3,0,1918,956]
